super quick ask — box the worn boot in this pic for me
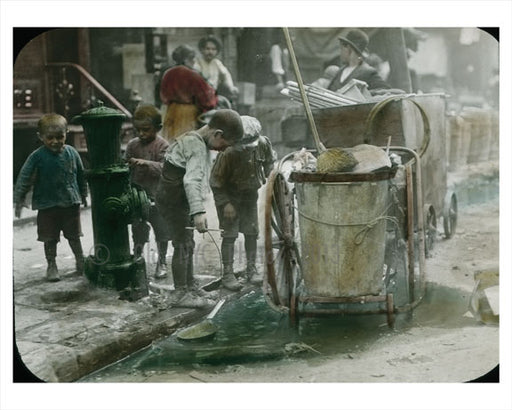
[221,238,241,291]
[46,260,60,282]
[168,286,187,305]
[154,261,168,279]
[44,241,60,282]
[168,244,189,305]
[68,238,84,275]
[222,265,242,291]
[175,291,216,309]
[154,241,168,279]
[173,246,214,308]
[246,263,263,285]
[244,235,261,284]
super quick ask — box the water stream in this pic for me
[81,282,479,382]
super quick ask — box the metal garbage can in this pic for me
[290,170,394,298]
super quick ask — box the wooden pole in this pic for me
[282,28,325,153]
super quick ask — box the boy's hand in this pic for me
[193,213,208,233]
[14,203,22,218]
[82,196,88,208]
[223,203,236,221]
[127,158,147,167]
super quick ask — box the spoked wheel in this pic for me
[443,191,458,239]
[264,169,302,322]
[423,203,437,258]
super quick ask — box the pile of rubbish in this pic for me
[285,144,393,176]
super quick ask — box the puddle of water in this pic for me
[80,283,480,381]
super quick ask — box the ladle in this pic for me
[176,298,226,341]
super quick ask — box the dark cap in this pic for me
[339,29,369,57]
[208,109,243,143]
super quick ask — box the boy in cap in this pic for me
[210,116,276,289]
[14,113,88,282]
[124,104,170,279]
[327,28,390,93]
[155,109,244,307]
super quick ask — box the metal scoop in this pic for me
[176,298,226,341]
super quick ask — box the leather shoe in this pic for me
[46,261,60,282]
[222,272,242,291]
[154,262,168,279]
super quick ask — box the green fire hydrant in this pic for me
[73,102,150,300]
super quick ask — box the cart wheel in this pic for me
[264,169,302,319]
[443,191,458,239]
[423,203,437,257]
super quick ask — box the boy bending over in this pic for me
[210,115,276,288]
[155,109,244,307]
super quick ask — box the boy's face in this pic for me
[39,124,67,153]
[134,120,158,144]
[205,127,231,152]
[201,41,218,62]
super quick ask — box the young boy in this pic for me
[210,115,276,288]
[155,109,244,308]
[124,104,170,279]
[14,113,88,282]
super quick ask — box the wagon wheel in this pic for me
[443,191,458,239]
[264,169,301,321]
[423,203,437,258]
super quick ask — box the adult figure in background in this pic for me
[268,29,290,91]
[159,45,218,141]
[311,65,340,89]
[327,29,391,94]
[196,35,238,101]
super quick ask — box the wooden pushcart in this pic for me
[264,93,458,326]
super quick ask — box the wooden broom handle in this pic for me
[282,27,325,153]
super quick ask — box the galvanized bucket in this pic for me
[290,170,394,298]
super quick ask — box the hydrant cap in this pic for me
[74,101,125,123]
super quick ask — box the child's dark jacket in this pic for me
[14,145,87,210]
[210,135,276,207]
